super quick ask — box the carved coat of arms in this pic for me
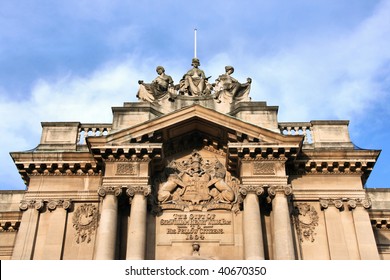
[156,150,240,211]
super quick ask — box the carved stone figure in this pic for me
[156,150,239,211]
[213,66,251,103]
[137,66,176,102]
[179,58,212,96]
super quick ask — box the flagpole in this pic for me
[194,28,197,58]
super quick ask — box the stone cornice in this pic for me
[0,212,22,232]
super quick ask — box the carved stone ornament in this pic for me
[239,185,264,197]
[126,185,152,198]
[294,203,319,243]
[72,203,98,244]
[97,186,122,197]
[268,185,292,197]
[155,150,240,212]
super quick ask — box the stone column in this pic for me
[268,185,295,260]
[320,199,349,259]
[94,186,122,260]
[36,200,72,260]
[12,200,44,260]
[126,185,151,260]
[348,199,380,260]
[240,185,265,260]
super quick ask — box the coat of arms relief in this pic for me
[155,150,241,212]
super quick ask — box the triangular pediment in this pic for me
[87,104,302,148]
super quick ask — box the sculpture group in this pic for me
[137,58,252,104]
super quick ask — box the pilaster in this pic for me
[320,199,349,259]
[11,200,44,260]
[347,198,380,260]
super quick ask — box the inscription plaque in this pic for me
[157,211,234,245]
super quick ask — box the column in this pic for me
[126,185,151,260]
[35,200,72,260]
[320,199,349,259]
[348,199,380,260]
[94,186,122,260]
[268,185,295,260]
[12,200,44,260]
[240,185,265,260]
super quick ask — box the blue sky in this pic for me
[0,0,389,190]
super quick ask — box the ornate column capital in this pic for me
[267,185,292,197]
[126,185,151,197]
[319,198,344,210]
[19,200,44,212]
[239,185,264,197]
[97,186,122,197]
[47,199,73,211]
[347,198,372,209]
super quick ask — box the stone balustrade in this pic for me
[279,122,313,144]
[77,124,112,145]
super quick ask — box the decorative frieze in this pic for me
[72,203,99,244]
[253,162,275,175]
[116,163,139,175]
[294,203,319,243]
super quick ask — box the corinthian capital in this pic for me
[126,185,151,197]
[268,185,292,197]
[239,185,264,197]
[97,186,122,197]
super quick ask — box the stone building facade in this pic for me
[1,63,389,260]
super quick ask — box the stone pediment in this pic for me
[87,104,302,149]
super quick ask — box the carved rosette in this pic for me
[294,203,319,243]
[267,185,293,197]
[97,186,122,197]
[239,185,264,197]
[72,203,98,244]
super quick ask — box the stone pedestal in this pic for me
[94,186,122,260]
